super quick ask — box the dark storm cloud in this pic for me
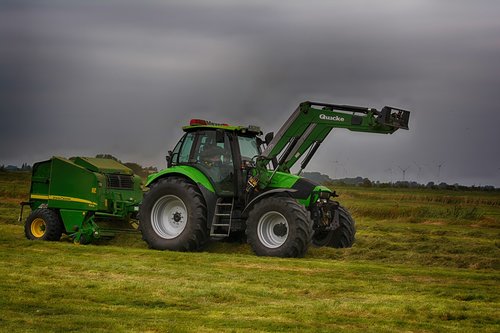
[1,0,499,185]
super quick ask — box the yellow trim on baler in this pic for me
[30,194,97,206]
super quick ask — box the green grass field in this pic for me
[0,171,499,332]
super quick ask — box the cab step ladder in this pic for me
[210,198,234,237]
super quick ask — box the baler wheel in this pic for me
[246,197,313,257]
[139,177,208,251]
[312,205,356,248]
[24,209,63,241]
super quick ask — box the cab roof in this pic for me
[182,119,262,135]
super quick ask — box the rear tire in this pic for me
[246,197,312,257]
[312,205,356,248]
[139,177,208,251]
[24,209,63,241]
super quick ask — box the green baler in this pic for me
[21,157,143,244]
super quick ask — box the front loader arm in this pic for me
[259,101,410,174]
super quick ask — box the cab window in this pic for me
[238,135,259,161]
[177,132,195,164]
[192,130,234,196]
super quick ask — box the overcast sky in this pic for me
[1,0,500,186]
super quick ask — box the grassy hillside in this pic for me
[0,171,499,332]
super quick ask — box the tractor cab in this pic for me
[166,119,262,198]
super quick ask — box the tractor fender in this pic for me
[145,166,217,224]
[146,166,215,191]
[242,188,298,214]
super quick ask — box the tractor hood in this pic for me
[266,171,331,203]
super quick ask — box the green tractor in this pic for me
[139,101,410,257]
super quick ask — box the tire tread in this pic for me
[246,197,313,258]
[24,208,63,241]
[139,177,208,251]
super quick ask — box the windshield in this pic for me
[238,136,259,161]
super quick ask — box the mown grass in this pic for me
[0,172,499,332]
[1,225,499,333]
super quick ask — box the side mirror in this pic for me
[166,150,173,168]
[265,132,274,145]
[256,137,264,147]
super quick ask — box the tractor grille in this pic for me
[106,174,134,189]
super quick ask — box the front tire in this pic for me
[24,209,63,241]
[312,205,356,248]
[246,197,312,257]
[139,177,208,251]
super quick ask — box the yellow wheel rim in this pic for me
[31,218,46,238]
